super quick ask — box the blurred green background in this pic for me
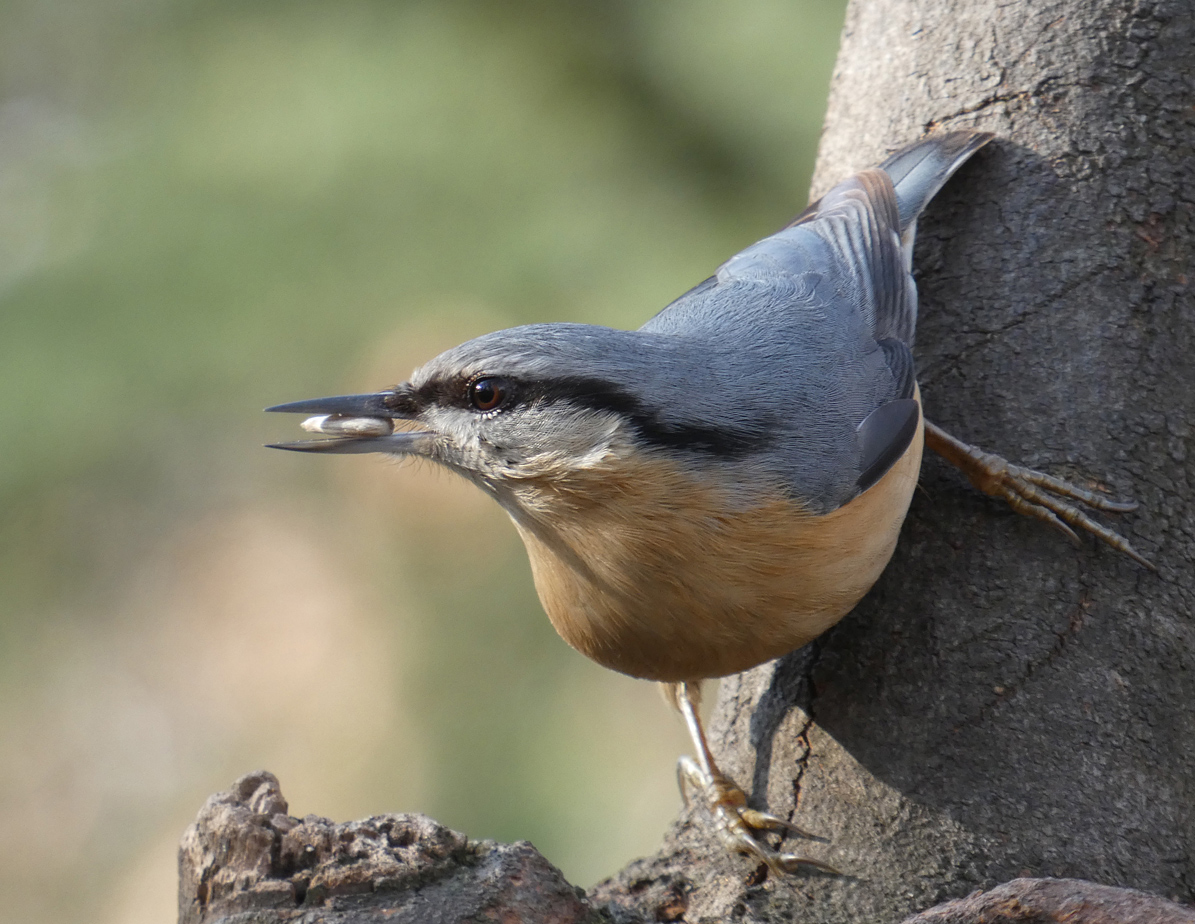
[0,1,846,920]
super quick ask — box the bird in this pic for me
[266,131,1150,875]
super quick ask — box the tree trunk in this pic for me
[594,0,1195,920]
[179,2,1195,922]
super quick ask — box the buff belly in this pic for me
[509,405,925,682]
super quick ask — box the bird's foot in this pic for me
[924,421,1154,570]
[677,756,839,877]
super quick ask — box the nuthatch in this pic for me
[268,131,1150,875]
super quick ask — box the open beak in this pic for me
[265,391,434,455]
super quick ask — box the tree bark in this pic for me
[178,773,1195,924]
[178,771,596,924]
[593,0,1195,921]
[179,1,1195,922]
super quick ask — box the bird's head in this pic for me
[268,323,737,510]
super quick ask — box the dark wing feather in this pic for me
[856,398,920,491]
[858,339,919,492]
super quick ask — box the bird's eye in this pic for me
[468,376,509,412]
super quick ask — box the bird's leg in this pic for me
[666,681,839,876]
[923,420,1155,570]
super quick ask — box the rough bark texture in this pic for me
[178,775,1195,924]
[179,771,595,924]
[177,776,1195,924]
[899,879,1195,924]
[593,0,1195,921]
[180,2,1195,922]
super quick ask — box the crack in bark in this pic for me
[921,71,1077,135]
[924,92,1033,134]
[919,265,1104,391]
[919,313,1034,390]
[949,588,1094,735]
[791,639,826,812]
[757,640,825,897]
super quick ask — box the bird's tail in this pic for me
[880,130,993,236]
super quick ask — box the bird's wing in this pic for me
[642,170,914,503]
[640,133,989,508]
[653,165,914,353]
[779,167,915,346]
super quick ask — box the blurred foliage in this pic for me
[0,1,846,921]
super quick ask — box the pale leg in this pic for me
[667,680,839,876]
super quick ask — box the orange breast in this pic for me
[507,400,924,682]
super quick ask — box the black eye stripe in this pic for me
[414,373,765,457]
[526,376,767,457]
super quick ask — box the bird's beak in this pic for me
[265,390,434,455]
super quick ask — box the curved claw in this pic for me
[995,470,1156,570]
[675,755,838,877]
[1010,465,1139,513]
[923,420,1156,570]
[739,807,820,841]
[676,755,702,810]
[1000,486,1082,546]
[779,854,843,876]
